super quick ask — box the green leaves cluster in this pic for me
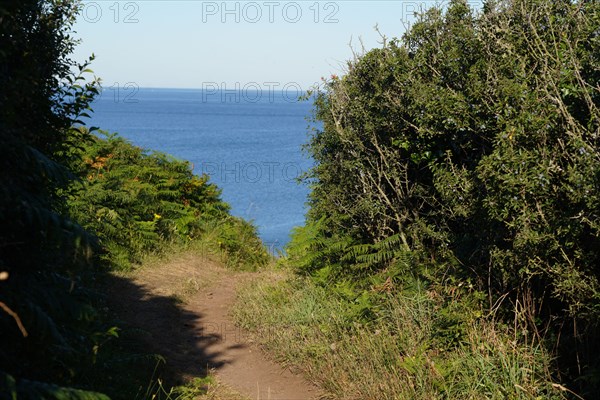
[66,130,269,271]
[0,0,268,398]
[292,0,600,394]
[0,0,110,398]
[67,131,222,268]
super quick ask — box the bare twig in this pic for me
[0,301,28,337]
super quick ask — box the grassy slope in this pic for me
[233,266,568,400]
[59,131,270,399]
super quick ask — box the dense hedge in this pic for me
[0,1,268,398]
[0,0,110,397]
[290,0,600,395]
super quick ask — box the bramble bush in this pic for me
[287,0,600,395]
[0,0,110,397]
[66,130,269,271]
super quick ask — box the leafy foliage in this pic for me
[289,0,600,395]
[0,0,110,397]
[66,130,269,271]
[0,1,268,398]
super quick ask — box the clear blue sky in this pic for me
[73,1,482,89]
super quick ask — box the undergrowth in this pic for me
[233,268,568,400]
[61,131,270,399]
[67,130,270,272]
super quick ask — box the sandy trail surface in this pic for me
[108,252,322,400]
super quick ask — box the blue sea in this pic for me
[87,87,315,250]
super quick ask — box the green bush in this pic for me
[290,0,600,394]
[0,0,111,397]
[0,1,268,397]
[66,130,269,271]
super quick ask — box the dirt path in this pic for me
[108,252,322,400]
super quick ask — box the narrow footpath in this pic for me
[108,252,322,400]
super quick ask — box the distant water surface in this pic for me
[87,88,314,249]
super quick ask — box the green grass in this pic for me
[143,376,213,400]
[233,268,567,400]
[143,373,249,400]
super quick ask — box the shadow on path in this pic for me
[100,254,322,400]
[103,268,241,387]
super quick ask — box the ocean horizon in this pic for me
[87,87,316,250]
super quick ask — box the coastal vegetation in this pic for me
[236,0,600,398]
[0,1,267,398]
[2,0,599,399]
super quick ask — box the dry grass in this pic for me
[146,372,249,400]
[232,267,567,400]
[112,249,222,302]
